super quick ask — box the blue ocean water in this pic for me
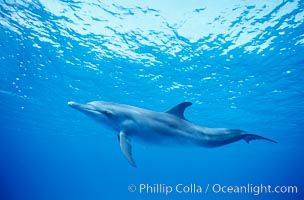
[0,0,304,199]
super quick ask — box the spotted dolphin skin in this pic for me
[68,101,277,167]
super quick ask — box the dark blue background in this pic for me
[1,1,303,199]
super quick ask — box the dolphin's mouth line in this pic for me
[81,108,100,115]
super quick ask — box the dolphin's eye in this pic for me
[103,111,112,118]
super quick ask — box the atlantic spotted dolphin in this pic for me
[68,101,277,167]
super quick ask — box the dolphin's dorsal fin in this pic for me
[165,102,192,120]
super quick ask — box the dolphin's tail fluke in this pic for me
[242,134,277,144]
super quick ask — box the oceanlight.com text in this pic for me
[211,183,298,195]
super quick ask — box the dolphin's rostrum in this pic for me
[68,101,277,167]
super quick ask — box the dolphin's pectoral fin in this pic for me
[166,102,192,120]
[119,131,137,167]
[243,134,278,144]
